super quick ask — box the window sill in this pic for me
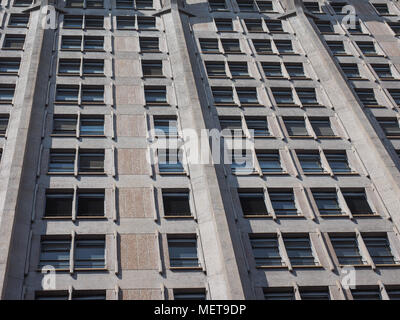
[50,134,77,137]
[81,102,106,105]
[1,48,24,51]
[141,75,166,79]
[159,171,187,175]
[139,50,163,54]
[288,135,314,139]
[256,52,276,55]
[316,136,341,139]
[291,265,323,269]
[214,103,238,107]
[276,103,300,107]
[374,264,400,268]
[364,105,386,108]
[47,172,75,175]
[363,54,385,57]
[347,77,369,81]
[0,72,18,76]
[42,216,73,220]
[231,76,254,80]
[240,103,264,107]
[290,77,312,81]
[57,73,80,76]
[208,75,229,79]
[82,74,106,77]
[217,30,237,33]
[244,214,272,219]
[0,101,13,104]
[252,135,275,139]
[233,171,259,176]
[80,135,106,138]
[332,171,359,176]
[256,265,287,269]
[278,52,300,56]
[73,268,108,272]
[169,266,203,271]
[380,78,400,81]
[42,216,107,220]
[223,52,245,55]
[385,136,400,139]
[261,171,289,175]
[78,172,107,175]
[333,53,352,57]
[54,101,79,105]
[275,214,305,219]
[352,214,381,218]
[202,51,222,54]
[145,103,170,107]
[319,214,349,218]
[301,103,324,107]
[266,76,287,80]
[163,215,194,219]
[303,172,331,176]
[338,264,371,269]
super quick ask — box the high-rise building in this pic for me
[0,0,400,300]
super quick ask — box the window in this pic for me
[35,291,69,300]
[136,0,153,9]
[220,117,243,136]
[388,22,400,35]
[356,41,378,55]
[297,151,324,173]
[53,115,77,135]
[163,191,191,216]
[0,58,20,74]
[205,61,226,77]
[237,0,256,11]
[66,0,84,7]
[71,291,106,300]
[153,116,178,137]
[299,288,330,300]
[3,34,25,49]
[378,118,400,137]
[48,150,75,173]
[83,59,104,75]
[348,20,363,34]
[231,150,254,173]
[79,150,104,173]
[265,19,284,32]
[168,236,199,268]
[142,60,163,77]
[236,88,259,104]
[269,190,298,216]
[303,1,320,12]
[351,288,381,300]
[221,39,241,53]
[75,237,105,269]
[77,190,105,216]
[325,151,351,173]
[272,88,294,105]
[372,64,394,80]
[372,3,389,15]
[80,116,104,136]
[56,85,79,102]
[85,16,104,29]
[63,15,83,28]
[330,1,347,14]
[199,38,219,53]
[0,85,15,102]
[212,87,234,104]
[246,117,269,136]
[256,0,273,11]
[13,0,33,6]
[139,37,159,52]
[87,0,104,8]
[355,89,378,106]
[215,18,233,32]
[315,20,334,33]
[326,41,346,55]
[116,16,135,29]
[330,235,364,265]
[363,235,396,265]
[208,0,227,10]
[239,191,268,216]
[264,288,295,300]
[81,85,104,103]
[285,63,305,78]
[283,235,317,266]
[342,191,373,215]
[274,40,293,54]
[296,88,318,105]
[252,39,273,54]
[39,237,71,269]
[245,19,263,32]
[250,235,282,266]
[61,36,82,50]
[0,115,9,134]
[84,36,104,50]
[45,191,74,217]
[8,14,29,27]
[310,118,335,137]
[58,59,80,75]
[144,86,167,104]
[257,151,282,173]
[388,89,400,106]
[158,149,184,173]
[137,17,156,30]
[228,62,249,77]
[312,191,342,215]
[174,289,206,300]
[386,288,400,300]
[262,62,283,78]
[340,63,361,79]
[284,118,308,136]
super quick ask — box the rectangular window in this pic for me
[284,118,308,136]
[85,16,104,29]
[205,61,226,77]
[303,1,320,12]
[0,115,9,135]
[79,149,104,173]
[355,89,379,106]
[340,63,361,79]
[272,88,294,105]
[116,0,134,7]
[174,289,206,300]
[264,288,295,300]
[257,151,282,173]
[310,118,335,137]
[372,3,389,15]
[363,235,396,265]
[262,62,283,78]
[388,89,400,106]
[372,64,394,79]
[299,288,330,300]
[80,116,104,136]
[168,236,199,268]
[56,85,79,102]
[75,237,105,269]
[153,116,178,136]
[0,58,20,73]
[61,36,82,50]
[212,87,234,104]
[162,191,191,216]
[116,16,135,29]
[250,235,282,266]
[83,59,104,75]
[283,235,317,266]
[237,0,256,11]
[137,17,156,30]
[221,39,241,53]
[378,119,400,137]
[158,149,184,173]
[215,18,233,32]
[312,191,342,215]
[53,116,77,135]
[386,288,400,300]
[296,88,318,105]
[71,290,106,300]
[315,20,334,33]
[245,19,263,32]
[144,86,167,104]
[239,191,268,216]
[231,150,254,173]
[77,190,105,217]
[269,190,297,216]
[274,40,293,54]
[356,41,377,55]
[228,62,249,77]
[256,0,273,11]
[84,36,104,50]
[209,0,227,10]
[285,63,305,78]
[48,150,75,173]
[45,191,74,217]
[265,19,284,32]
[199,38,219,53]
[325,151,351,172]
[219,117,243,136]
[35,291,69,300]
[63,15,83,28]
[3,34,25,49]
[351,288,381,300]
[342,191,373,215]
[348,20,363,34]
[330,235,364,265]
[297,151,324,173]
[81,85,104,103]
[236,88,259,104]
[252,39,273,54]
[142,60,163,77]
[388,22,400,35]
[8,14,29,27]
[39,237,71,269]
[139,37,159,52]
[246,117,269,136]
[58,59,80,75]
[0,85,15,102]
[326,41,346,55]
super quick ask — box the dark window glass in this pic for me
[77,191,105,216]
[239,192,268,215]
[342,191,373,215]
[250,236,282,266]
[45,192,73,216]
[163,191,191,216]
[168,236,199,268]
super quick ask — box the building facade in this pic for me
[1,0,400,300]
